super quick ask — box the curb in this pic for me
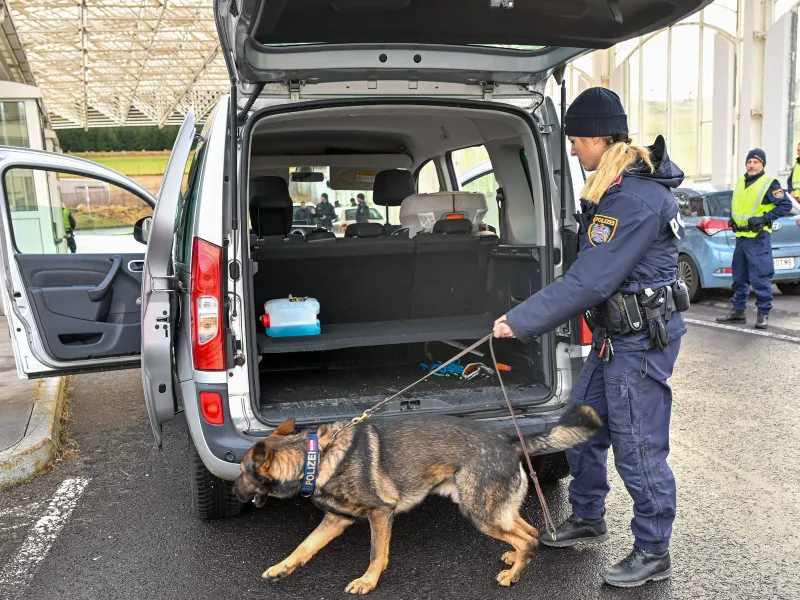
[0,377,67,489]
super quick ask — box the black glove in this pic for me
[747,215,768,230]
[727,217,735,229]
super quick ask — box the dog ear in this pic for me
[251,442,274,473]
[272,418,296,437]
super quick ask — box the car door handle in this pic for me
[128,259,145,273]
[88,255,122,302]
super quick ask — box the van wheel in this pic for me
[189,435,242,520]
[531,451,571,484]
[677,255,703,302]
[777,282,800,295]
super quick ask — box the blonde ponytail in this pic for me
[580,138,653,203]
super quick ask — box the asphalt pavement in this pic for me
[0,290,799,600]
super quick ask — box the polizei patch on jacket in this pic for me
[588,214,619,246]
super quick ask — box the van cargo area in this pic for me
[241,101,561,427]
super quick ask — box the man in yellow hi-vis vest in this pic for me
[717,149,791,329]
[787,143,800,200]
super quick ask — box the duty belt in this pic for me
[584,281,689,358]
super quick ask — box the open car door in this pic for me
[0,111,195,447]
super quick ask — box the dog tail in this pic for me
[520,404,603,455]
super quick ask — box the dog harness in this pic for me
[300,434,319,497]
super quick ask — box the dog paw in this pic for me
[262,562,294,581]
[496,569,520,587]
[501,551,518,566]
[345,576,378,595]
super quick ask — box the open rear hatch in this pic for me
[216,0,713,92]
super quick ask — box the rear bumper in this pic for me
[698,245,800,288]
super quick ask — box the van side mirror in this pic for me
[134,216,152,245]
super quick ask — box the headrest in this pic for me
[345,222,385,238]
[373,169,416,207]
[306,228,336,242]
[250,176,291,208]
[249,176,292,237]
[433,219,473,234]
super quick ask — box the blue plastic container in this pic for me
[262,297,321,337]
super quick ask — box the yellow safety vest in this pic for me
[731,174,776,238]
[62,208,72,232]
[791,163,800,193]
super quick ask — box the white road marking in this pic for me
[0,503,42,520]
[684,316,800,344]
[0,477,90,592]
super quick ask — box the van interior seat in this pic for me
[344,222,385,238]
[411,217,499,319]
[249,176,293,240]
[399,192,489,237]
[372,169,416,234]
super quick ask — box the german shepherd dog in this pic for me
[235,404,602,595]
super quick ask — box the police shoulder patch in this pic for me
[773,188,785,199]
[588,214,619,246]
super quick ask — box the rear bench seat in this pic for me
[251,180,498,336]
[253,221,415,325]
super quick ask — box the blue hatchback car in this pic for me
[673,187,800,301]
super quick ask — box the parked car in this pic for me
[0,0,711,519]
[672,187,800,301]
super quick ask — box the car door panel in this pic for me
[16,253,145,361]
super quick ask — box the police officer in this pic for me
[787,142,800,200]
[493,88,687,588]
[62,207,77,253]
[717,149,791,329]
[315,193,337,229]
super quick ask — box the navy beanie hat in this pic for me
[746,148,766,167]
[564,87,628,138]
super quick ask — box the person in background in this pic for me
[355,193,370,223]
[315,193,337,229]
[717,148,792,329]
[350,197,357,207]
[788,142,800,200]
[334,200,342,208]
[62,207,77,253]
[294,201,315,224]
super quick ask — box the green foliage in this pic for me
[57,125,195,153]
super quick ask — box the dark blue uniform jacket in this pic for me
[506,136,688,351]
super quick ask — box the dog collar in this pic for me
[300,434,319,497]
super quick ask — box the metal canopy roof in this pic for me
[7,0,229,129]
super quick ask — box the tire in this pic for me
[777,282,800,295]
[530,451,571,484]
[189,435,242,520]
[677,254,703,302]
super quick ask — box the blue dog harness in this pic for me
[300,434,319,497]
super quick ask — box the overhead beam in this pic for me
[123,0,168,123]
[157,43,218,127]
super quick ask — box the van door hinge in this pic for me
[481,82,495,101]
[289,81,302,101]
[151,276,182,293]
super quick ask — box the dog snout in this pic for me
[234,475,255,502]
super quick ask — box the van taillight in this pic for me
[578,316,593,346]
[191,237,224,371]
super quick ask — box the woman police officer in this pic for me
[493,87,687,588]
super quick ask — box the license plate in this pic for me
[774,257,795,270]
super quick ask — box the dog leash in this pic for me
[330,332,558,541]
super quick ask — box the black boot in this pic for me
[602,547,671,588]
[538,514,609,548]
[716,309,746,323]
[755,313,769,330]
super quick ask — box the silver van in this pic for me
[0,0,709,518]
